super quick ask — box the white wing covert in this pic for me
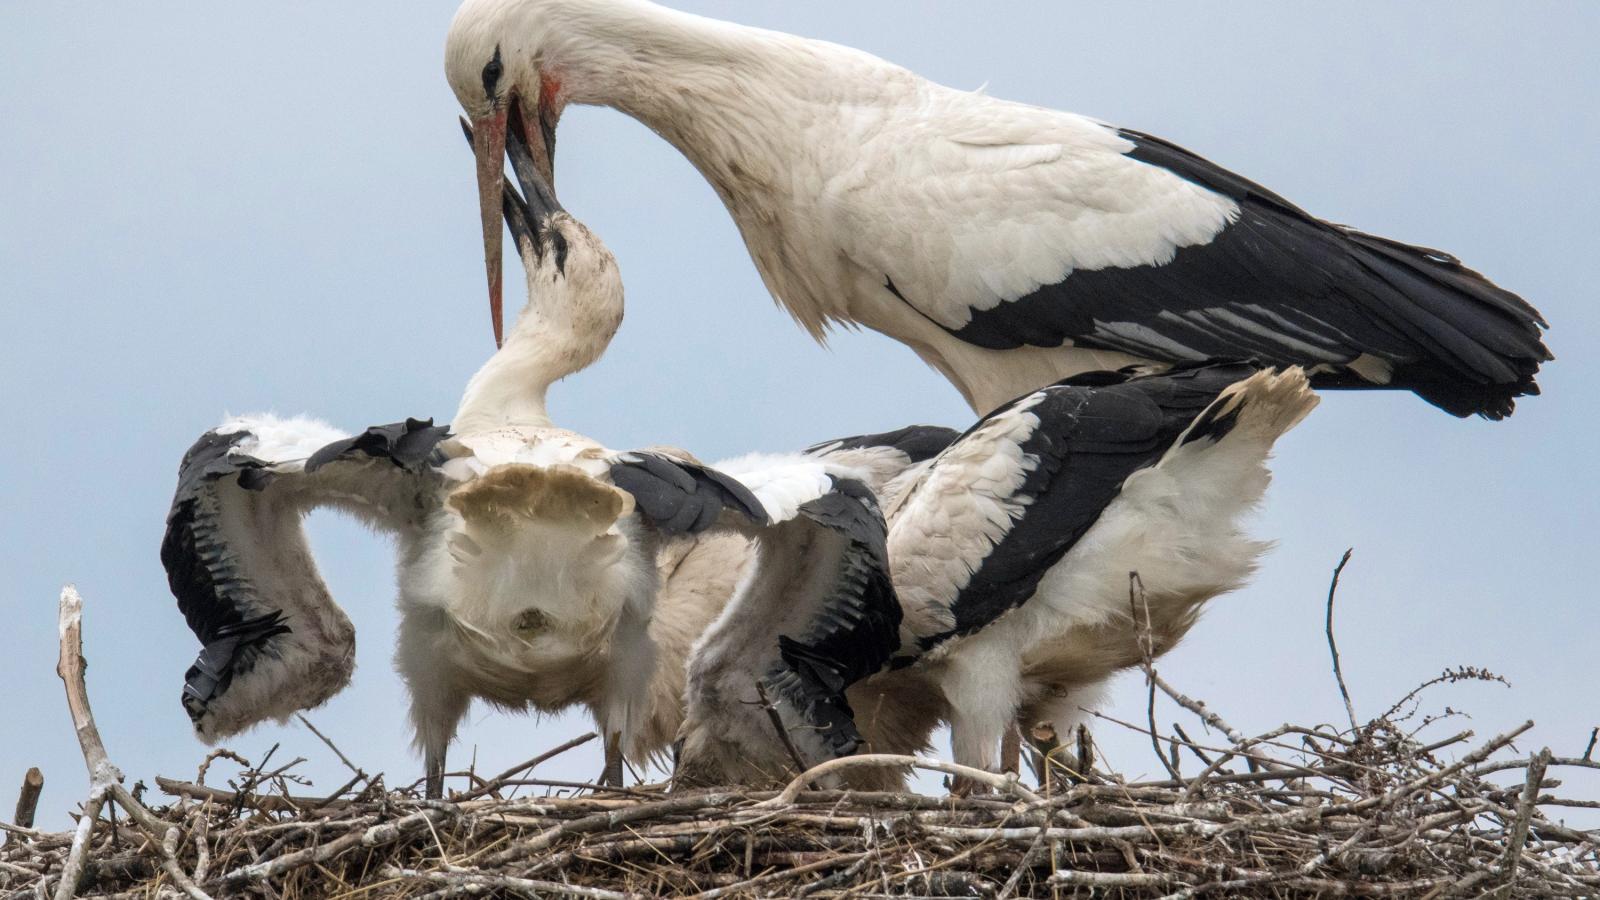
[840,92,1548,417]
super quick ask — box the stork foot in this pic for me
[949,774,993,798]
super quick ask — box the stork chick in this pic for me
[675,363,1319,787]
[160,132,886,797]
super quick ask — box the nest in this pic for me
[7,574,1599,899]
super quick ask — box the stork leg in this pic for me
[1000,721,1022,776]
[1025,721,1062,790]
[425,747,446,800]
[943,652,1019,796]
[598,731,624,788]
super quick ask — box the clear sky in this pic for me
[2,2,1595,828]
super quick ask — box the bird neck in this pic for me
[534,0,857,187]
[452,294,613,434]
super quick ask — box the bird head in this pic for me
[456,116,622,400]
[446,0,568,347]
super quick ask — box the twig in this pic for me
[1132,572,1181,780]
[1497,747,1551,897]
[1325,548,1360,733]
[53,585,121,900]
[52,586,211,900]
[295,715,369,787]
[755,680,809,776]
[386,865,644,899]
[9,769,43,843]
[760,754,1041,807]
[1151,673,1245,746]
[453,732,598,801]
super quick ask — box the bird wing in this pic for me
[664,452,899,774]
[161,414,450,741]
[834,96,1549,416]
[804,424,962,497]
[887,361,1267,658]
[607,450,770,536]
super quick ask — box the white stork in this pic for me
[160,138,890,797]
[445,0,1549,418]
[675,362,1318,785]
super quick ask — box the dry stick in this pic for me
[385,865,644,900]
[759,754,1043,808]
[484,778,659,799]
[295,715,369,790]
[1325,548,1360,734]
[8,769,43,844]
[1132,573,1182,781]
[1151,672,1245,746]
[754,680,809,776]
[1497,747,1552,897]
[1170,724,1213,768]
[52,587,216,900]
[53,585,122,900]
[453,731,598,802]
[154,777,331,814]
[685,850,872,899]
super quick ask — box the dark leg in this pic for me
[1026,721,1062,790]
[1000,721,1022,776]
[425,747,445,800]
[598,731,624,788]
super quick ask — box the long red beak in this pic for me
[471,108,509,348]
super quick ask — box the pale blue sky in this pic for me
[2,2,1595,827]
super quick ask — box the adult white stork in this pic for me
[160,138,889,797]
[445,0,1550,419]
[675,362,1318,785]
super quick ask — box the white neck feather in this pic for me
[513,0,891,186]
[453,224,623,434]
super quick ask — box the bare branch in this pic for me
[1325,548,1360,733]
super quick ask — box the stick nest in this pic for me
[6,710,1597,898]
[8,568,1597,898]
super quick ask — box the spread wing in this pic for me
[838,96,1549,417]
[161,415,449,741]
[674,454,900,781]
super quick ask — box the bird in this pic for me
[674,362,1319,786]
[160,132,890,798]
[445,0,1550,419]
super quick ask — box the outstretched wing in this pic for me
[760,476,898,759]
[841,98,1549,417]
[161,415,449,741]
[673,454,901,783]
[889,362,1264,656]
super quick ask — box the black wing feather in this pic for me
[917,362,1257,651]
[761,477,900,758]
[609,452,768,535]
[162,419,449,727]
[940,128,1550,419]
[806,425,962,464]
[305,417,450,475]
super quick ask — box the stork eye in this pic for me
[481,47,505,98]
